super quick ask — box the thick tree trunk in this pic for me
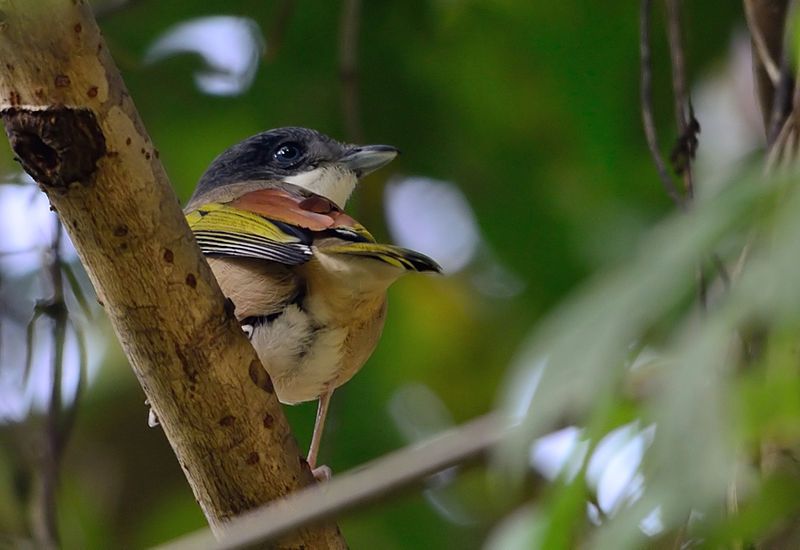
[0,1,346,547]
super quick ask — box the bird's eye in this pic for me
[273,142,303,165]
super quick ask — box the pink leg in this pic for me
[307,389,334,480]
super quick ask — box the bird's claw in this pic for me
[312,465,332,482]
[145,399,160,427]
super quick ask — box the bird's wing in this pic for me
[318,242,442,273]
[186,201,313,265]
[224,187,376,242]
[189,187,440,273]
[229,188,375,238]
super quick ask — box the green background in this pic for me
[0,1,749,547]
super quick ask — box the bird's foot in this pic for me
[312,465,332,482]
[145,399,160,427]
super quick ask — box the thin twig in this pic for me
[23,308,44,385]
[61,262,93,320]
[159,414,508,550]
[766,56,793,146]
[263,0,296,63]
[764,0,797,149]
[91,0,144,19]
[29,219,86,549]
[743,0,782,85]
[0,246,36,256]
[31,220,67,549]
[58,320,87,453]
[339,0,364,143]
[783,126,798,169]
[639,0,685,210]
[664,0,708,311]
[765,115,793,172]
[665,0,696,199]
[711,254,731,290]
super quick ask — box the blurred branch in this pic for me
[0,246,36,256]
[90,0,143,19]
[743,0,792,135]
[24,219,86,549]
[29,221,67,548]
[766,53,793,147]
[639,0,686,210]
[744,0,782,85]
[663,0,711,310]
[664,0,697,200]
[0,2,344,547]
[744,2,800,548]
[160,414,509,550]
[42,223,66,549]
[339,0,364,142]
[263,0,296,63]
[61,261,93,319]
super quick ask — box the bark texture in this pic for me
[0,2,346,547]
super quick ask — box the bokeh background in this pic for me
[0,1,768,548]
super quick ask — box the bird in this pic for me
[184,127,441,478]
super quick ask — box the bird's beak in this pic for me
[340,144,399,177]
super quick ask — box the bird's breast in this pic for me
[207,252,392,405]
[248,295,387,404]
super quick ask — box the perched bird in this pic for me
[185,127,440,476]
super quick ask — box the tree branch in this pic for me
[160,414,509,550]
[664,0,697,199]
[639,0,686,210]
[0,2,345,547]
[263,0,296,63]
[339,0,364,143]
[743,0,791,134]
[30,220,69,549]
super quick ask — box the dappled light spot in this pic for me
[0,177,77,275]
[384,177,479,274]
[384,176,524,296]
[0,315,103,424]
[529,426,586,481]
[144,16,265,97]
[586,422,655,515]
[0,177,102,424]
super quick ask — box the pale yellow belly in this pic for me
[249,298,386,404]
[207,253,393,404]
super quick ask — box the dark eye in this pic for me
[273,142,303,165]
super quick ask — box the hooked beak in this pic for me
[340,144,399,177]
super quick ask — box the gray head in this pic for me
[191,127,398,208]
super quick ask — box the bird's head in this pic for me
[191,127,398,209]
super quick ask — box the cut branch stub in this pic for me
[2,107,106,189]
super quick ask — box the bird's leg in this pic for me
[307,388,334,481]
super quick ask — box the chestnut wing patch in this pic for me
[231,188,377,243]
[187,187,439,273]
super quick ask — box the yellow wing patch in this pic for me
[186,203,313,265]
[187,203,304,244]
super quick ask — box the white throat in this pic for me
[283,165,357,208]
